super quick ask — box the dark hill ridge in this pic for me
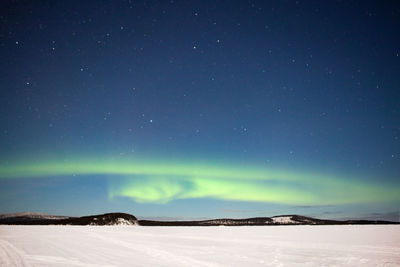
[0,212,137,225]
[139,217,273,226]
[138,215,398,226]
[0,212,69,223]
[0,213,398,225]
[59,213,138,225]
[138,214,399,226]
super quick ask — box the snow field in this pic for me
[0,225,399,266]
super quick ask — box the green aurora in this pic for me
[1,159,399,206]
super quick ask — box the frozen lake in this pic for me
[1,225,399,266]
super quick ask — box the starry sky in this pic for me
[0,0,399,221]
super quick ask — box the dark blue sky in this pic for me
[0,0,399,220]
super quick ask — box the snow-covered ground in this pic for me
[0,225,399,266]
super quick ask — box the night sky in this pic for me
[1,0,399,221]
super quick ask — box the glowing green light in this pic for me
[0,158,399,205]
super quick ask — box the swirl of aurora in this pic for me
[0,158,399,205]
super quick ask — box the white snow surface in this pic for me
[0,225,399,266]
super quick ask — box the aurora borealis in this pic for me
[1,158,399,205]
[1,1,399,220]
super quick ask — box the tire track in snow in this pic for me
[0,240,31,267]
[85,231,221,267]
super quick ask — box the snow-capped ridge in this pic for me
[87,214,138,226]
[271,215,299,224]
[69,213,138,226]
[0,212,138,226]
[0,212,69,220]
[1,212,398,225]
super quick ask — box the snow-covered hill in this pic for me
[0,212,138,225]
[85,213,138,226]
[0,212,69,220]
[271,215,300,224]
[1,212,397,226]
